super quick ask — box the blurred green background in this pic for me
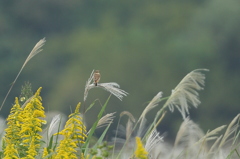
[0,0,240,139]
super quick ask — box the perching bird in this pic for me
[93,70,101,86]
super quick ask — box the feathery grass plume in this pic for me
[164,69,209,119]
[112,111,136,159]
[208,135,223,157]
[138,92,163,132]
[0,38,46,111]
[174,118,204,148]
[84,70,95,101]
[196,125,227,155]
[47,114,61,138]
[171,118,206,159]
[145,129,163,156]
[19,87,46,158]
[84,70,128,101]
[218,114,240,150]
[134,137,148,159]
[97,83,128,100]
[97,112,116,129]
[197,125,227,145]
[54,103,87,158]
[196,125,227,158]
[173,118,205,159]
[120,111,136,141]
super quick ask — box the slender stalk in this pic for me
[0,38,46,111]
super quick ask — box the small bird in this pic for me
[93,70,101,86]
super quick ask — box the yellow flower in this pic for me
[3,97,23,158]
[55,138,78,159]
[19,87,46,158]
[55,103,87,158]
[42,147,48,158]
[55,103,87,144]
[3,140,19,159]
[134,137,148,159]
[21,136,38,159]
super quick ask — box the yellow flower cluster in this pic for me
[3,87,88,158]
[42,147,49,158]
[3,139,19,159]
[3,87,46,159]
[134,137,148,159]
[54,102,87,158]
[3,97,23,158]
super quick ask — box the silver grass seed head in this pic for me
[145,129,164,153]
[26,38,46,63]
[48,114,61,137]
[97,112,116,129]
[166,69,209,119]
[84,70,128,101]
[139,92,163,123]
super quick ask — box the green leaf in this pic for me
[82,95,111,154]
[85,99,98,113]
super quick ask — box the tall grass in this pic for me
[0,39,239,159]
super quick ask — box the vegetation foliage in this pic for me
[0,40,239,158]
[0,1,240,136]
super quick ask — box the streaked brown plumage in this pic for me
[93,70,101,86]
